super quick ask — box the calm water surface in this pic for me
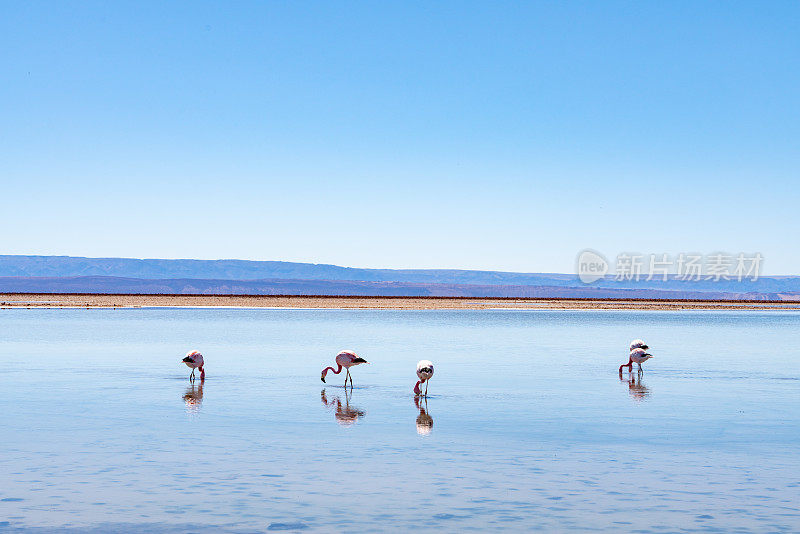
[1,309,799,532]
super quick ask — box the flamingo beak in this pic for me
[321,376,326,383]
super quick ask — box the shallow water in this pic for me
[1,308,799,532]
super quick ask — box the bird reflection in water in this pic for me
[320,389,365,426]
[183,382,204,414]
[619,370,650,401]
[414,395,434,435]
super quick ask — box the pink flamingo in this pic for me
[182,350,205,381]
[321,350,368,388]
[414,360,434,396]
[620,347,653,373]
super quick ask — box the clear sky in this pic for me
[2,1,799,274]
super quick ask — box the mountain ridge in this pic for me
[1,255,798,294]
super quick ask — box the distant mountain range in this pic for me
[0,255,798,300]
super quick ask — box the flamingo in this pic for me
[620,347,653,373]
[414,360,434,396]
[321,350,368,388]
[182,350,205,381]
[629,339,649,351]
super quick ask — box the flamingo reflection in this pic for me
[183,382,204,413]
[619,370,650,401]
[414,395,434,435]
[320,389,365,426]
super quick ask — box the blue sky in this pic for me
[2,1,799,273]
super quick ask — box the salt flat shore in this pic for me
[1,293,798,310]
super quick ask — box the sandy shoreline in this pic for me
[1,293,799,310]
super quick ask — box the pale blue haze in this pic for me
[2,2,799,272]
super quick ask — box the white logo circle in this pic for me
[576,249,608,284]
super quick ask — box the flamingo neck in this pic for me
[414,379,424,395]
[322,363,343,379]
[619,357,633,373]
[199,367,205,380]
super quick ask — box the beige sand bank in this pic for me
[1,293,799,310]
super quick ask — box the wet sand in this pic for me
[1,293,798,310]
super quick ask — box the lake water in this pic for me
[1,308,799,533]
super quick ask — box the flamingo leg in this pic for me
[425,381,428,397]
[345,369,351,388]
[637,363,643,373]
[190,369,195,381]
